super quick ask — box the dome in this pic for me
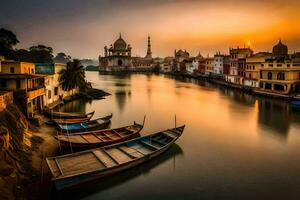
[113,34,127,50]
[272,40,288,57]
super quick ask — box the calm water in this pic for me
[59,72,300,200]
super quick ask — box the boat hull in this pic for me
[54,142,174,190]
[58,132,141,149]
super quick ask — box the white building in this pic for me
[35,63,69,106]
[214,53,224,75]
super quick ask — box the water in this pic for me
[59,72,300,199]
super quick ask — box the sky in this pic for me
[1,0,300,59]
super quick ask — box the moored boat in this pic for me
[44,109,95,119]
[46,112,97,126]
[55,122,143,149]
[57,114,113,133]
[46,125,185,190]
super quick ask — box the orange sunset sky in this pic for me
[1,0,300,59]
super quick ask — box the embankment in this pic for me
[0,105,44,200]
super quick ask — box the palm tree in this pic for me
[59,59,86,93]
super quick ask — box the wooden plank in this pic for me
[152,138,168,146]
[93,133,104,142]
[130,143,153,155]
[92,151,108,167]
[82,134,101,143]
[102,148,120,164]
[162,131,176,138]
[117,146,137,158]
[113,130,124,138]
[47,159,61,178]
[57,153,105,177]
[139,141,160,150]
[80,135,90,143]
[55,158,64,177]
[93,150,117,168]
[105,148,133,164]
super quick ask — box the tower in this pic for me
[145,35,152,59]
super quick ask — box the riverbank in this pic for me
[0,85,111,199]
[166,72,296,100]
[0,105,48,200]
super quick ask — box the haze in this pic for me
[1,0,300,59]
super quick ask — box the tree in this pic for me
[29,45,53,63]
[0,28,19,59]
[59,59,86,93]
[53,52,71,64]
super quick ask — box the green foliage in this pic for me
[59,59,86,92]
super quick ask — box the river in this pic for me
[58,71,300,199]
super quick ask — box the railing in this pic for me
[27,88,45,100]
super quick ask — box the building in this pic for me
[35,63,69,106]
[244,52,272,88]
[256,40,300,96]
[0,55,4,72]
[99,34,153,73]
[204,56,214,76]
[226,47,253,84]
[214,53,227,75]
[160,57,173,73]
[173,49,190,72]
[0,61,46,117]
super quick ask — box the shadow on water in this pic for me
[55,144,183,200]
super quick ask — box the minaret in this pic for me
[145,35,152,59]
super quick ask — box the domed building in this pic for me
[272,40,288,58]
[99,34,133,72]
[99,34,154,73]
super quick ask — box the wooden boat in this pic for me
[46,112,95,126]
[50,113,111,126]
[46,125,185,190]
[44,109,95,119]
[55,122,143,149]
[57,114,113,133]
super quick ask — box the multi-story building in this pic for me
[226,47,253,84]
[0,61,46,117]
[256,40,300,96]
[35,63,68,106]
[244,52,272,88]
[214,53,228,75]
[204,56,214,76]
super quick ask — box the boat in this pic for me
[44,109,95,119]
[46,112,95,126]
[46,125,185,190]
[55,122,143,149]
[57,114,113,133]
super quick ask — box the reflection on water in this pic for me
[59,72,300,199]
[57,144,183,200]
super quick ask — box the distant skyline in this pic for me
[1,0,300,59]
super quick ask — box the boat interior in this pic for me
[48,127,183,179]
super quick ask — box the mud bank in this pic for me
[0,105,58,200]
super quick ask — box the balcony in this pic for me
[27,88,45,100]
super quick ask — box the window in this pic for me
[48,90,51,99]
[267,72,272,80]
[277,72,285,80]
[249,74,252,79]
[16,80,21,89]
[277,64,282,67]
[31,69,34,74]
[54,87,58,96]
[269,64,273,67]
[287,64,290,67]
[261,64,264,67]
[10,67,15,73]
